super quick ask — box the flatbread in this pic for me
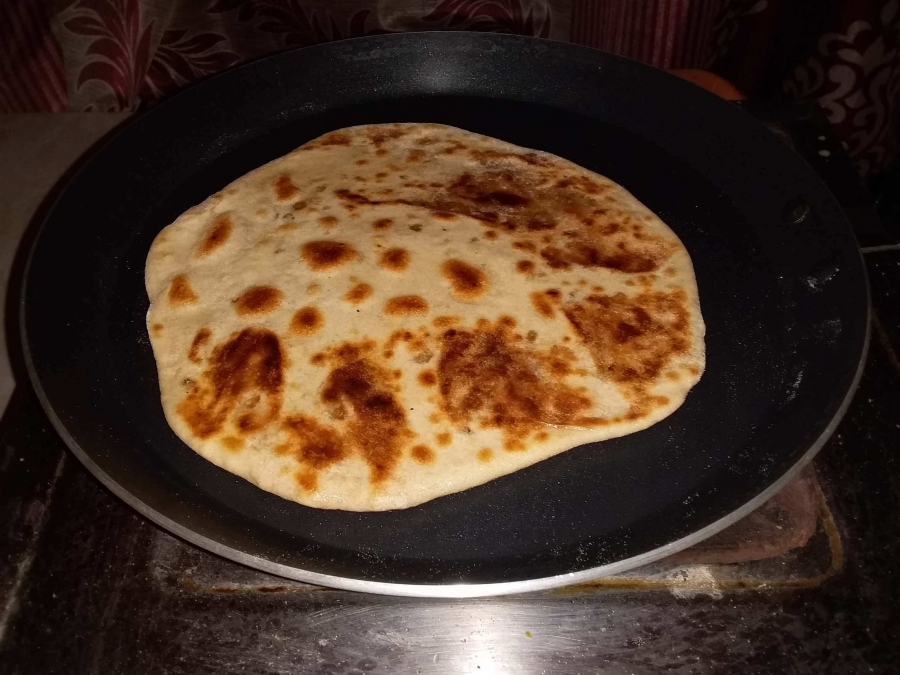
[145,123,705,511]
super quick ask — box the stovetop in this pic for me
[1,101,899,674]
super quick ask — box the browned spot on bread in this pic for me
[336,342,377,363]
[409,336,429,353]
[372,218,393,230]
[177,328,283,439]
[356,159,368,166]
[439,141,467,156]
[484,231,498,240]
[188,328,212,363]
[301,240,358,271]
[477,448,493,463]
[306,283,321,297]
[385,295,429,316]
[666,371,681,381]
[332,160,675,278]
[379,248,409,272]
[275,175,300,201]
[221,436,245,453]
[530,292,556,320]
[318,131,351,146]
[151,323,164,337]
[290,306,324,336]
[168,274,198,306]
[277,414,347,493]
[406,149,426,163]
[382,328,432,361]
[368,126,409,146]
[433,316,459,329]
[234,285,283,317]
[319,216,339,228]
[335,179,576,238]
[540,241,661,274]
[545,344,578,377]
[449,172,530,210]
[322,359,413,485]
[563,290,690,385]
[436,320,595,449]
[312,340,378,369]
[278,222,300,232]
[563,290,692,419]
[198,215,232,256]
[292,200,308,211]
[418,370,436,387]
[516,260,535,275]
[436,432,452,447]
[554,175,604,194]
[601,221,622,235]
[413,350,434,364]
[411,445,435,465]
[470,149,550,167]
[441,259,488,300]
[345,282,373,305]
[294,469,316,491]
[340,188,371,207]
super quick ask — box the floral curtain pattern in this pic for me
[1,0,898,176]
[784,0,900,175]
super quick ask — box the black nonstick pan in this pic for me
[21,32,868,597]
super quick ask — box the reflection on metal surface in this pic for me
[137,483,845,672]
[564,478,843,595]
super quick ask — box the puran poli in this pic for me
[145,123,705,511]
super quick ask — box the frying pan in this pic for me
[21,32,868,597]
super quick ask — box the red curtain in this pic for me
[1,0,898,176]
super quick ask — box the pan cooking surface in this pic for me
[22,33,867,594]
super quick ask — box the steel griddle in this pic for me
[21,32,868,596]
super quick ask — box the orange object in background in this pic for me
[668,69,745,101]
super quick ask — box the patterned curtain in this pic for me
[1,0,898,177]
